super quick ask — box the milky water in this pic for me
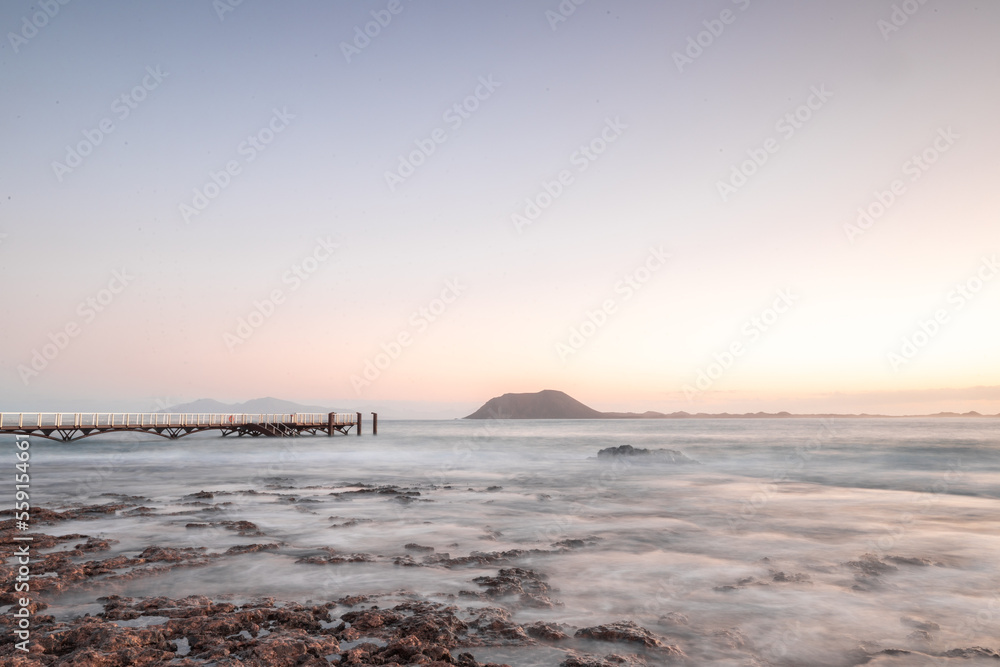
[21,419,1000,665]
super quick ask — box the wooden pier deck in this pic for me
[0,412,372,442]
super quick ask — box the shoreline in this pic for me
[0,499,685,666]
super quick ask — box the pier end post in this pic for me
[356,412,362,436]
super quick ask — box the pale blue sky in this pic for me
[1,1,999,416]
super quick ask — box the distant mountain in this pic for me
[464,391,1000,419]
[159,397,333,414]
[464,390,604,419]
[463,391,815,419]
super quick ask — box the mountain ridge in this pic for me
[159,397,333,414]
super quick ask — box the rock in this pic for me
[552,537,601,549]
[0,503,128,526]
[297,552,374,564]
[658,612,688,626]
[942,646,1000,659]
[0,527,216,607]
[0,585,524,666]
[136,546,190,562]
[885,555,933,567]
[561,651,611,667]
[341,608,404,632]
[461,568,557,608]
[224,543,279,555]
[595,445,696,463]
[395,601,468,647]
[901,616,940,632]
[336,594,374,607]
[525,621,570,641]
[771,570,810,583]
[844,554,898,576]
[422,548,553,568]
[247,631,339,664]
[75,537,117,552]
[561,650,650,666]
[574,621,684,657]
[464,607,528,643]
[221,520,265,536]
[714,628,752,650]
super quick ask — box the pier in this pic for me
[0,412,376,442]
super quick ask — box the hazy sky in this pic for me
[2,1,998,417]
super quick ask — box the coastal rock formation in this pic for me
[595,445,697,464]
[1,593,526,666]
[460,568,558,608]
[560,651,651,667]
[575,620,681,652]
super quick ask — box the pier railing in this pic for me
[0,412,354,429]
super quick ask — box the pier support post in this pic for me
[371,412,377,435]
[357,412,362,436]
[327,412,335,437]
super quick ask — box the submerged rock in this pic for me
[461,567,558,608]
[525,621,571,641]
[0,593,524,666]
[552,537,602,550]
[561,649,654,666]
[575,621,684,657]
[595,445,697,463]
[225,543,280,555]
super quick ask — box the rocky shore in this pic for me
[0,500,688,666]
[2,480,997,665]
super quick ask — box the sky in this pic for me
[1,0,999,418]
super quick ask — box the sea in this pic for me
[19,418,1000,665]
